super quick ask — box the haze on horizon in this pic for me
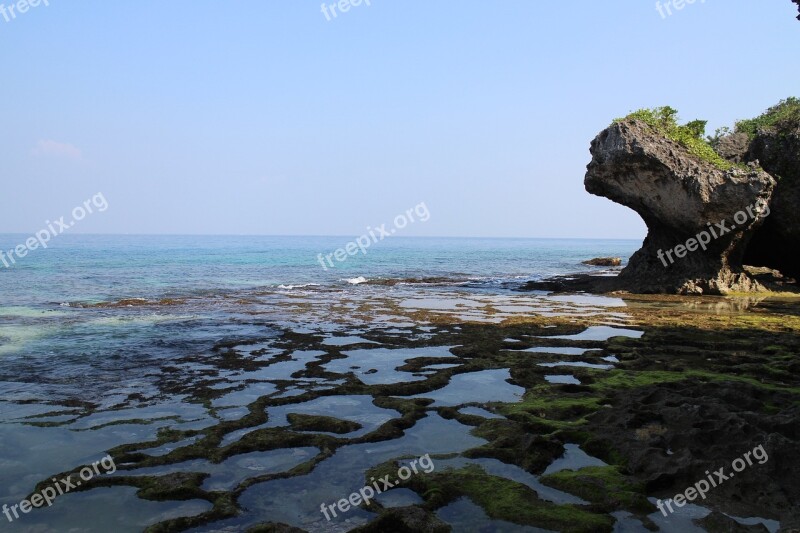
[1,1,798,239]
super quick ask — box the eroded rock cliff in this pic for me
[739,103,800,279]
[585,118,775,294]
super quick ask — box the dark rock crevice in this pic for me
[740,122,800,279]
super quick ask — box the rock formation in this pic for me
[585,119,775,295]
[713,132,750,164]
[582,257,622,267]
[740,119,800,279]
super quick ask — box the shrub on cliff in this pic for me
[735,97,800,139]
[614,107,731,170]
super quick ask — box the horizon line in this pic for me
[0,232,643,241]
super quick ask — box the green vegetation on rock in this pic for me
[614,106,733,170]
[735,97,800,139]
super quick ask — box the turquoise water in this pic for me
[0,235,637,305]
[0,235,641,532]
[0,235,638,393]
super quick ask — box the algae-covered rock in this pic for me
[286,413,363,434]
[369,462,615,533]
[539,465,652,513]
[585,379,800,527]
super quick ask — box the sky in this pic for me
[1,0,798,239]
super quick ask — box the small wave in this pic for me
[344,277,369,285]
[362,276,482,287]
[278,283,321,290]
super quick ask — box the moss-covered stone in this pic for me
[286,413,362,434]
[24,295,800,531]
[540,466,653,514]
[392,463,614,532]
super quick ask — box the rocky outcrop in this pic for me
[586,380,800,530]
[582,257,622,267]
[714,132,750,164]
[585,119,775,295]
[740,121,800,279]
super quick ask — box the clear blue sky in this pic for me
[1,1,798,238]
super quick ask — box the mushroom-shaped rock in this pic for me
[585,119,775,294]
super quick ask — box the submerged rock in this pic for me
[585,118,775,294]
[696,512,770,533]
[352,506,450,533]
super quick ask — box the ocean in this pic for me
[0,235,638,304]
[0,235,646,532]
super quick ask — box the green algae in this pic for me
[286,413,363,434]
[540,466,653,514]
[464,418,565,473]
[367,462,614,533]
[22,295,800,531]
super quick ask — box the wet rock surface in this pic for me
[6,290,800,532]
[352,506,450,532]
[586,381,800,528]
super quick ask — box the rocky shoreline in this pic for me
[521,266,800,296]
[17,289,800,532]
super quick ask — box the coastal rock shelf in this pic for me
[1,289,797,532]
